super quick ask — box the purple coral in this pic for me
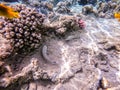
[78,19,85,29]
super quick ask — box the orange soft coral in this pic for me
[0,4,19,19]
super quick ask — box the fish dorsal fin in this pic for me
[0,2,15,12]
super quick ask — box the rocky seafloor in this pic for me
[1,0,120,90]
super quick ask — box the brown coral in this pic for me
[0,4,45,56]
[0,35,12,59]
[44,15,80,36]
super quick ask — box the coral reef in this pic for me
[0,59,44,88]
[80,1,120,18]
[0,35,12,59]
[1,15,120,90]
[44,15,81,36]
[96,1,117,18]
[82,4,98,16]
[1,0,120,90]
[0,4,44,56]
[0,3,82,60]
[54,1,71,14]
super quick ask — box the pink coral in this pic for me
[78,19,85,29]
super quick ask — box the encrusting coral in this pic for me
[0,34,12,59]
[0,4,45,57]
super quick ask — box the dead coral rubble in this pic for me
[0,58,52,88]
